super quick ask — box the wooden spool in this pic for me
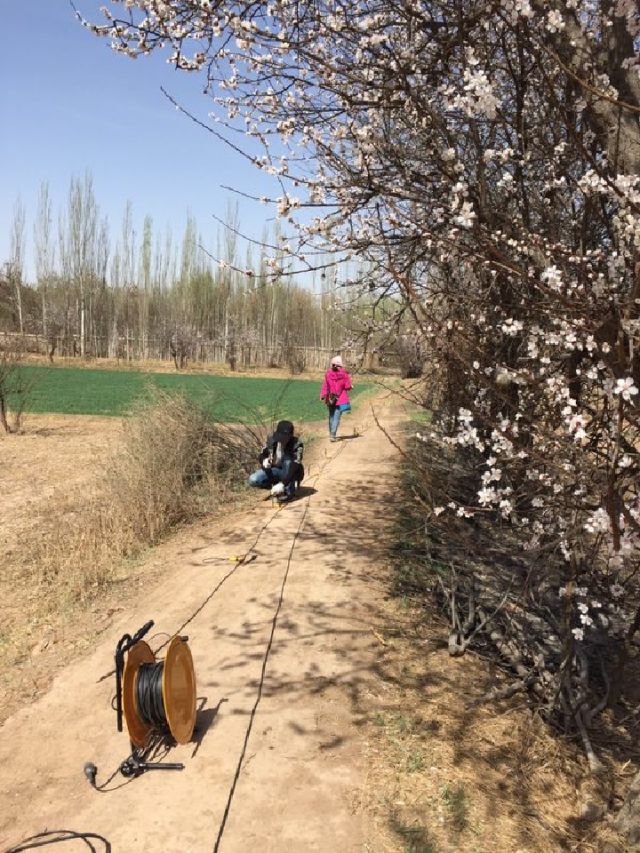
[122,636,196,748]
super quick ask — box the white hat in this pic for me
[330,355,343,367]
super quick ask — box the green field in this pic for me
[12,365,371,423]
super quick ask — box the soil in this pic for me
[1,414,123,547]
[0,399,396,853]
[0,414,125,720]
[0,400,631,852]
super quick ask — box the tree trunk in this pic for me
[14,278,23,336]
[0,395,11,433]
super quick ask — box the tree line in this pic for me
[0,174,384,370]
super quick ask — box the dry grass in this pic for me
[362,601,629,853]
[0,391,263,719]
[360,421,636,852]
[0,394,328,722]
[27,390,260,603]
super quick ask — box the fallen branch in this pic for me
[466,677,532,709]
[371,629,394,647]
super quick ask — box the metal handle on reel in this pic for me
[114,620,155,732]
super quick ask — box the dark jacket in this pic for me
[259,432,304,487]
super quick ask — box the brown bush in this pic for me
[32,390,261,603]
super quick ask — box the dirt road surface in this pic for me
[1,397,403,853]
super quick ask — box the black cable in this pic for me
[83,760,129,794]
[97,510,283,684]
[4,829,111,851]
[211,444,344,852]
[113,621,154,730]
[136,662,167,728]
[154,508,287,656]
[212,498,314,852]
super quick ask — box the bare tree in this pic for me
[9,198,26,336]
[139,214,153,359]
[0,338,32,433]
[59,173,99,357]
[34,181,54,341]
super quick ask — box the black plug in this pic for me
[84,761,98,787]
[119,756,140,778]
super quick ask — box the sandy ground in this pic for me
[0,414,125,719]
[1,414,123,548]
[0,399,400,853]
[1,400,629,853]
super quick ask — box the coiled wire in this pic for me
[136,662,167,728]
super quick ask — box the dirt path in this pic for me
[0,397,402,853]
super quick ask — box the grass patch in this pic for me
[389,814,438,853]
[409,409,433,424]
[10,364,371,421]
[441,783,469,832]
[406,750,426,773]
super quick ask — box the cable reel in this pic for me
[85,620,197,787]
[115,620,197,749]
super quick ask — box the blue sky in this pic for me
[0,0,280,279]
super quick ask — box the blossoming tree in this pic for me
[79,0,640,772]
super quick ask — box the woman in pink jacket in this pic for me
[320,355,353,442]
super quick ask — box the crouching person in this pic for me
[248,420,304,503]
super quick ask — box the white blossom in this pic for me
[614,377,639,402]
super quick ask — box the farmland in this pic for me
[11,364,371,422]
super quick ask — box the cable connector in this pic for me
[84,761,98,788]
[120,755,184,777]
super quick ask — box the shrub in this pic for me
[0,338,33,433]
[32,390,261,601]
